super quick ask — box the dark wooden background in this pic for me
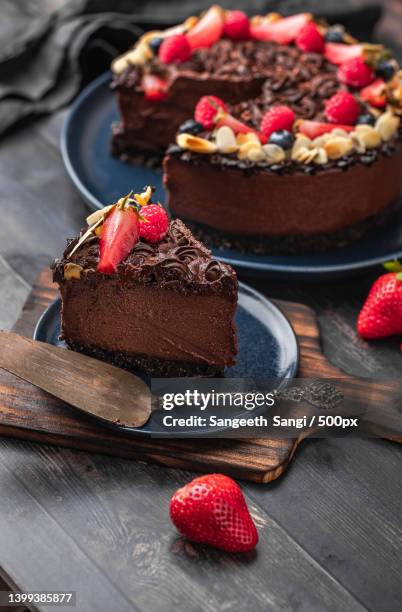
[0,1,401,611]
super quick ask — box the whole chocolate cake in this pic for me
[52,188,238,376]
[111,7,402,254]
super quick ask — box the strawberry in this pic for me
[216,114,267,142]
[338,57,375,89]
[324,43,362,65]
[98,200,139,274]
[186,5,224,49]
[142,74,168,102]
[298,120,354,138]
[223,10,250,40]
[170,474,258,553]
[360,78,386,108]
[296,22,325,53]
[139,204,169,243]
[194,95,228,129]
[261,106,295,139]
[158,34,191,64]
[357,273,402,339]
[250,13,311,45]
[324,91,360,125]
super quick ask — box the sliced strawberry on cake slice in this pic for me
[98,196,140,274]
[298,120,354,139]
[324,43,362,65]
[186,5,224,49]
[360,78,387,108]
[250,13,311,45]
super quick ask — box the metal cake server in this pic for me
[0,331,151,428]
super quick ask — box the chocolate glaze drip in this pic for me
[52,219,237,300]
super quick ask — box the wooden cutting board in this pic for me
[0,268,399,484]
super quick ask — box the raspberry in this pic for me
[223,10,250,40]
[158,34,191,64]
[324,91,360,125]
[260,106,296,139]
[338,57,375,89]
[139,205,169,243]
[194,95,228,129]
[296,22,325,53]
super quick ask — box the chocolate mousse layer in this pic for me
[52,220,238,376]
[111,40,336,155]
[164,142,402,254]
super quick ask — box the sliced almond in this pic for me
[238,142,262,159]
[236,132,260,146]
[311,136,327,148]
[355,124,375,134]
[358,128,381,149]
[86,204,114,227]
[313,148,328,165]
[291,135,312,159]
[176,133,217,154]
[324,137,354,160]
[262,144,286,164]
[351,132,366,154]
[64,263,84,281]
[247,147,266,162]
[215,126,238,153]
[375,112,400,141]
[331,128,350,138]
[111,43,152,73]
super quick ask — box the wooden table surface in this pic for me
[1,4,402,612]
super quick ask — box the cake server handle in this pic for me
[0,330,151,429]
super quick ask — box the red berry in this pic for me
[194,95,228,129]
[324,91,360,125]
[324,43,362,65]
[186,5,224,49]
[298,120,354,139]
[360,78,386,108]
[338,57,375,89]
[296,22,325,53]
[223,10,250,40]
[170,474,258,553]
[139,204,169,243]
[158,34,191,64]
[142,74,167,102]
[250,13,311,45]
[260,106,295,139]
[357,273,402,339]
[98,205,139,274]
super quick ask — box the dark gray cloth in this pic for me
[0,0,382,138]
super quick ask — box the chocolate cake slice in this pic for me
[52,193,238,377]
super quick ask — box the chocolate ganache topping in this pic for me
[52,219,237,300]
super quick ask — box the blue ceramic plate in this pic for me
[61,72,402,280]
[33,283,299,436]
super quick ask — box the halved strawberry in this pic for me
[324,43,362,65]
[98,202,139,274]
[250,13,311,45]
[216,113,267,143]
[186,5,224,49]
[142,74,168,102]
[298,120,354,139]
[360,78,386,108]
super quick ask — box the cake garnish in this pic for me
[249,13,311,45]
[141,74,168,102]
[338,56,375,88]
[360,79,386,109]
[222,10,250,41]
[295,21,325,54]
[324,92,360,125]
[194,95,266,142]
[260,106,296,140]
[158,34,191,64]
[65,187,170,272]
[186,5,224,50]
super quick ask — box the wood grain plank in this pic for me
[0,439,368,612]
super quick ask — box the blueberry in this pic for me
[148,37,163,54]
[178,119,204,135]
[356,113,376,126]
[376,59,395,81]
[325,27,344,43]
[269,130,294,150]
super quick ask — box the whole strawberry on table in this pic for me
[357,261,402,345]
